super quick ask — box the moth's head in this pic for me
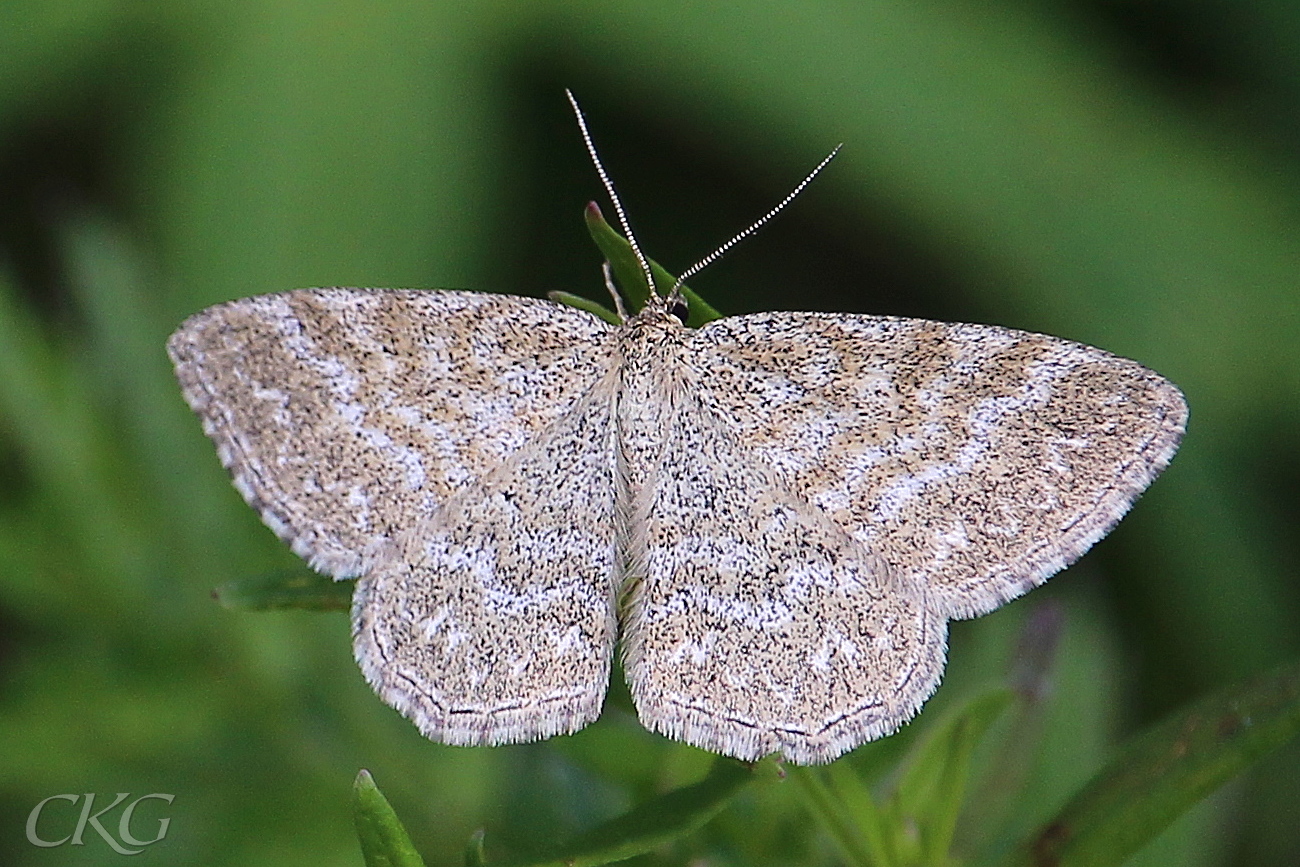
[568,88,835,334]
[636,290,689,323]
[627,294,690,332]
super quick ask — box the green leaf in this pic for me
[792,688,1011,867]
[213,569,353,612]
[353,769,427,867]
[493,757,754,867]
[547,290,622,325]
[887,688,1014,866]
[790,763,886,867]
[583,203,722,326]
[955,602,1066,856]
[465,830,487,867]
[826,761,896,867]
[1000,660,1300,867]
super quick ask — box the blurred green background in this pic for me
[2,1,1298,865]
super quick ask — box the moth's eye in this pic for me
[668,300,689,323]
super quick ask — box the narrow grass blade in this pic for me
[354,769,427,867]
[889,688,1014,866]
[495,758,753,867]
[790,764,884,867]
[548,290,621,325]
[583,203,722,325]
[1000,660,1300,867]
[465,830,487,867]
[213,570,353,612]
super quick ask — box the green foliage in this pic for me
[215,571,354,612]
[579,203,722,325]
[354,770,428,867]
[793,689,1013,867]
[999,661,1300,867]
[488,759,754,867]
[337,646,1300,866]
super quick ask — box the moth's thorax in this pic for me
[614,305,692,379]
[613,305,696,494]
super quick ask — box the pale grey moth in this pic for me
[167,97,1186,765]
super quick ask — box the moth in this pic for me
[168,96,1186,764]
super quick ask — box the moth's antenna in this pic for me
[566,90,657,306]
[670,144,842,300]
